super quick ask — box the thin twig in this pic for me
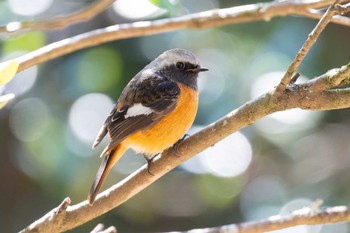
[169,206,350,233]
[298,9,350,26]
[276,0,343,92]
[20,62,350,233]
[91,224,117,233]
[13,0,349,73]
[0,0,117,35]
[289,72,301,84]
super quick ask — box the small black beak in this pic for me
[187,66,209,73]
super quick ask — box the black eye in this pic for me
[176,62,186,70]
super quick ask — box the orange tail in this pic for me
[88,144,127,205]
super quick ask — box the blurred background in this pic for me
[1,0,350,232]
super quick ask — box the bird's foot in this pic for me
[143,154,159,176]
[172,134,190,157]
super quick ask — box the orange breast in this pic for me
[123,83,198,155]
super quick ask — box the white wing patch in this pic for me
[125,103,152,118]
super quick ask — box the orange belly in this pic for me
[123,83,198,155]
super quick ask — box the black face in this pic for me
[159,61,204,90]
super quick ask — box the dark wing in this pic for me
[92,73,180,155]
[91,103,120,149]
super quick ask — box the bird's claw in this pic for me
[172,134,190,157]
[143,154,159,176]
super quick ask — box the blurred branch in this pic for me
[170,205,350,233]
[91,223,117,233]
[276,0,345,92]
[15,0,350,73]
[298,8,350,24]
[20,60,350,232]
[0,0,117,35]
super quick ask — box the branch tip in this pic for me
[54,197,71,214]
[335,2,350,15]
[290,72,301,84]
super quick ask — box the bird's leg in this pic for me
[172,134,190,157]
[143,154,159,175]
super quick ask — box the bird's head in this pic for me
[151,48,208,90]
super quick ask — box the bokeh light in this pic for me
[9,98,50,142]
[113,0,164,20]
[69,93,114,146]
[200,132,252,177]
[250,71,322,142]
[6,22,21,32]
[181,126,252,178]
[8,0,53,16]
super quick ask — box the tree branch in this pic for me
[14,0,350,73]
[298,8,350,26]
[0,0,117,35]
[276,0,344,92]
[170,205,350,233]
[14,1,350,232]
[20,61,350,232]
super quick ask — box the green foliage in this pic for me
[3,31,46,54]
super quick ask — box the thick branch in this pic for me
[172,205,350,233]
[14,0,350,73]
[20,62,350,233]
[0,0,117,35]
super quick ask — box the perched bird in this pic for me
[88,48,208,204]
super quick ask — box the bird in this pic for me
[88,48,208,205]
